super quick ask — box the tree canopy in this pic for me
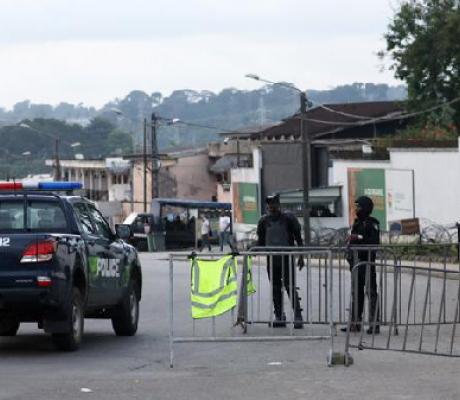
[382,0,460,130]
[0,118,133,179]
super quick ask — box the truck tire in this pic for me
[111,280,139,336]
[0,318,20,336]
[52,288,84,351]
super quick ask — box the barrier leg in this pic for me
[169,254,174,368]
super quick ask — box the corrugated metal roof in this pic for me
[248,101,407,140]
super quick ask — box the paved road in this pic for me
[0,252,459,400]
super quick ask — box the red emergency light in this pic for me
[0,182,23,190]
[0,181,82,191]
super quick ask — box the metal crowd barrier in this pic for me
[338,259,460,366]
[168,244,459,367]
[168,249,336,368]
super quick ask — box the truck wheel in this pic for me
[111,280,139,336]
[0,318,20,336]
[52,288,84,351]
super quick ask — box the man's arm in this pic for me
[290,215,304,247]
[287,215,305,269]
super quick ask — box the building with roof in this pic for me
[224,101,410,230]
[230,137,460,241]
[329,138,460,230]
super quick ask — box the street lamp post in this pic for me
[151,113,159,200]
[141,113,160,212]
[246,74,311,244]
[143,117,148,212]
[19,123,81,181]
[54,138,61,180]
[299,91,312,245]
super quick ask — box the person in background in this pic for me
[342,195,380,334]
[199,214,212,252]
[257,194,304,328]
[218,211,232,252]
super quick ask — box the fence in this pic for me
[339,260,460,365]
[168,244,459,367]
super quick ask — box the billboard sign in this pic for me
[348,168,415,229]
[348,168,386,227]
[232,183,260,224]
[386,169,415,222]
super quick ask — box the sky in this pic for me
[0,0,401,110]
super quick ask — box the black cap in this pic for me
[265,194,280,205]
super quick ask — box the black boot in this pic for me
[366,324,380,335]
[270,313,286,328]
[340,323,361,333]
[294,309,304,329]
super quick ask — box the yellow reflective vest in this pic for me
[246,256,256,295]
[191,255,238,319]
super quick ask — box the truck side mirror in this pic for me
[115,224,132,240]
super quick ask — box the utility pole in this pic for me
[55,138,62,180]
[151,113,159,199]
[143,118,147,212]
[300,92,311,245]
[244,73,312,244]
[236,138,240,167]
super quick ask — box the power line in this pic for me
[317,104,377,120]
[300,96,460,128]
[156,97,460,137]
[17,123,79,148]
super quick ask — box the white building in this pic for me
[45,157,131,225]
[229,138,460,241]
[329,138,460,229]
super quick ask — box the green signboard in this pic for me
[233,183,260,224]
[348,168,386,227]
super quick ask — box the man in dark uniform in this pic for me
[343,195,380,334]
[257,194,304,328]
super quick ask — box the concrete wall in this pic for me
[261,143,302,199]
[131,158,176,213]
[329,138,460,227]
[389,145,460,224]
[109,184,131,202]
[131,153,217,214]
[170,153,217,201]
[217,184,231,203]
[329,159,390,227]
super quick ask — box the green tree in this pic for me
[107,128,133,155]
[382,0,460,131]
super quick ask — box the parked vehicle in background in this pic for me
[0,181,142,351]
[124,198,231,250]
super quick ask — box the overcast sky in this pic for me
[0,0,400,109]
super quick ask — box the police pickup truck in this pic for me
[0,181,142,351]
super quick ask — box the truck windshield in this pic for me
[0,200,68,232]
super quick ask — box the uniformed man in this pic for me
[343,195,380,334]
[257,194,304,328]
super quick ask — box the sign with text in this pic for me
[386,169,415,223]
[232,183,259,224]
[348,168,415,230]
[389,218,420,235]
[347,168,386,227]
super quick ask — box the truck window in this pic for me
[0,201,23,231]
[87,204,113,240]
[0,200,68,232]
[28,201,68,231]
[73,203,97,235]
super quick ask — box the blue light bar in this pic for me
[38,182,83,190]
